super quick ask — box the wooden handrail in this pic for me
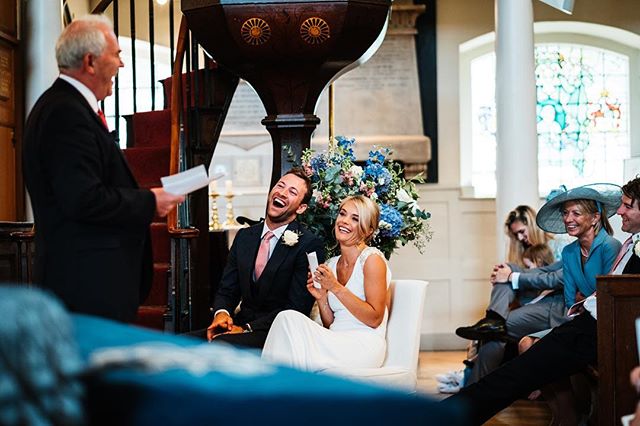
[91,0,111,14]
[167,17,198,238]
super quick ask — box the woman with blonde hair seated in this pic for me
[262,195,391,371]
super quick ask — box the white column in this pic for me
[24,0,63,220]
[24,0,62,114]
[494,0,539,260]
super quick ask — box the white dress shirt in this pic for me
[59,74,100,113]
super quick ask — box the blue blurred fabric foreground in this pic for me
[73,314,469,426]
[0,286,84,426]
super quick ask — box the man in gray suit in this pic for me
[457,260,566,384]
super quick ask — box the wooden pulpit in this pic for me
[597,274,640,425]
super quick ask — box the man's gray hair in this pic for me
[56,14,113,71]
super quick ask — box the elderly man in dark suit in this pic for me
[22,15,183,322]
[443,176,640,425]
[207,168,325,349]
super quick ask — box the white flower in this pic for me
[397,188,413,203]
[397,188,421,214]
[282,230,300,246]
[312,189,323,202]
[349,165,363,179]
[370,192,378,201]
[634,240,640,258]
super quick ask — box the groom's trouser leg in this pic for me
[444,313,597,426]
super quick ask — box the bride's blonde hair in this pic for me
[338,195,380,244]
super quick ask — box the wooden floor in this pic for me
[417,351,552,425]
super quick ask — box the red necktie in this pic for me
[610,236,633,273]
[254,231,275,280]
[97,109,109,130]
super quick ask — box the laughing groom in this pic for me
[206,168,325,349]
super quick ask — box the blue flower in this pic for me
[364,163,392,194]
[336,136,356,160]
[379,204,404,237]
[367,148,387,164]
[310,156,327,174]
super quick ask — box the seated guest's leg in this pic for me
[486,283,517,319]
[456,284,514,341]
[468,296,562,386]
[467,341,506,386]
[443,314,597,426]
[507,293,565,338]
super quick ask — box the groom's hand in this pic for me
[207,312,234,342]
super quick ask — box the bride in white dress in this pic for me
[262,195,391,372]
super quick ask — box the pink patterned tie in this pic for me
[254,231,275,280]
[610,236,633,273]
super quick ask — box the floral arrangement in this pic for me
[298,136,432,259]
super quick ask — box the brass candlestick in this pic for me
[223,192,240,227]
[209,191,222,231]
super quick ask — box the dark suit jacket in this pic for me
[22,78,156,322]
[623,250,640,274]
[212,220,325,332]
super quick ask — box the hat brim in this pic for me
[536,183,622,234]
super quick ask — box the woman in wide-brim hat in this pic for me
[522,183,623,424]
[536,183,622,308]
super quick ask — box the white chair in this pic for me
[323,279,429,392]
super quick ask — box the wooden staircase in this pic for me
[122,110,172,330]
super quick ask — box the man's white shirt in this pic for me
[59,74,100,114]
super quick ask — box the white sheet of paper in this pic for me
[161,165,224,195]
[307,252,320,289]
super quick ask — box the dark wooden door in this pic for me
[0,0,20,221]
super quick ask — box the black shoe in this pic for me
[455,312,506,341]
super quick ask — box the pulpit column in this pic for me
[494,0,539,260]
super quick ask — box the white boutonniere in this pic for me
[634,240,640,258]
[282,230,300,246]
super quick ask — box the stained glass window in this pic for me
[470,43,630,197]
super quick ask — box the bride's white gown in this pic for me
[261,247,391,372]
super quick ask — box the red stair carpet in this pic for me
[123,109,172,330]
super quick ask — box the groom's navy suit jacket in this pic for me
[212,220,325,332]
[23,78,156,322]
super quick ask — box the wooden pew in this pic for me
[597,274,640,425]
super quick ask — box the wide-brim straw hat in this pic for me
[536,183,622,234]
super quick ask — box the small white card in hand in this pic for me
[161,165,223,196]
[307,252,320,289]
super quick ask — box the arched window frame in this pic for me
[459,21,640,198]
